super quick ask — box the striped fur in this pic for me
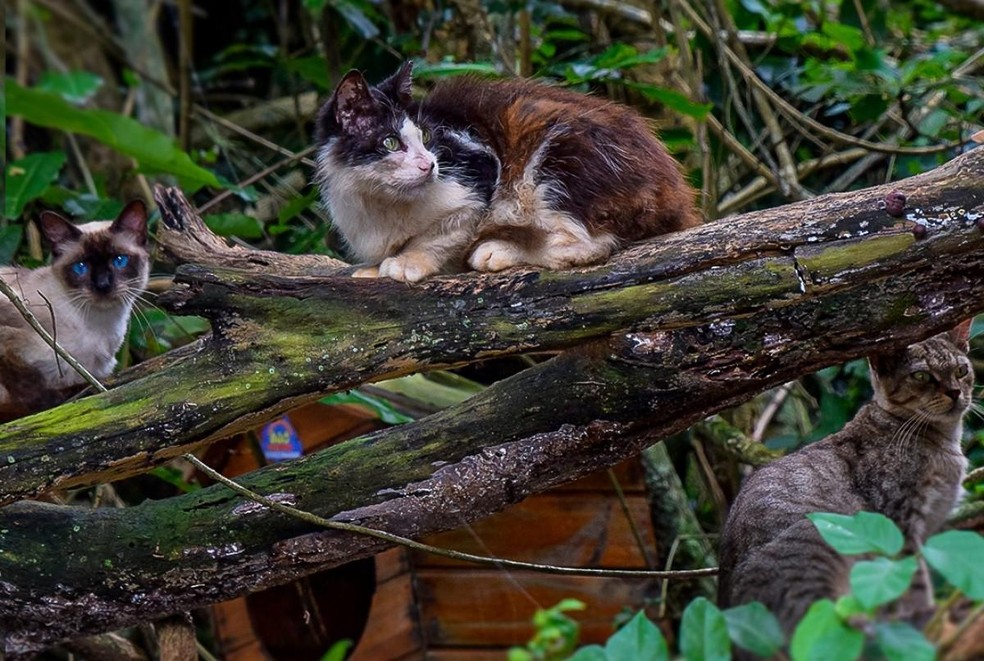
[718,323,974,648]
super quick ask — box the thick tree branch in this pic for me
[0,148,981,652]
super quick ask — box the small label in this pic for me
[260,416,302,462]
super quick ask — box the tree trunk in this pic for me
[0,148,982,652]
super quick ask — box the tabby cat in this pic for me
[0,201,150,420]
[315,62,699,282]
[718,322,974,640]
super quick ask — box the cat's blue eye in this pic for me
[71,262,88,276]
[382,136,401,152]
[113,254,130,269]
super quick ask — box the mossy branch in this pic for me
[0,149,982,652]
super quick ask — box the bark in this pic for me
[0,148,982,653]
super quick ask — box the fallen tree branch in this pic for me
[0,148,981,652]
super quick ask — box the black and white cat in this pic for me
[314,62,698,282]
[0,201,150,419]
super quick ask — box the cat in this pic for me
[0,201,150,420]
[718,322,974,644]
[314,61,699,282]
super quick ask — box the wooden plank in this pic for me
[375,547,410,584]
[414,569,658,646]
[549,458,646,493]
[350,568,422,660]
[415,493,657,569]
[210,597,271,661]
[426,649,514,661]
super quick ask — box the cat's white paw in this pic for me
[378,253,438,282]
[468,240,525,272]
[352,265,380,278]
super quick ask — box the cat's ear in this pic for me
[378,61,414,106]
[332,70,377,134]
[947,319,973,352]
[37,211,82,257]
[111,200,149,245]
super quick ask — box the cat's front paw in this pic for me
[352,265,381,278]
[468,240,525,272]
[378,253,439,283]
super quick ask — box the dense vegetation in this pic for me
[3,0,983,657]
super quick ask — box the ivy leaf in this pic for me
[680,597,730,661]
[922,530,984,599]
[4,151,67,220]
[566,645,607,661]
[606,611,668,661]
[6,79,220,192]
[873,621,935,661]
[0,226,24,265]
[849,556,918,609]
[204,212,264,239]
[36,70,104,105]
[806,511,903,555]
[790,599,864,661]
[722,602,784,658]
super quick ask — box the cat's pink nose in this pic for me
[417,159,435,173]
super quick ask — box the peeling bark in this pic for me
[0,148,982,653]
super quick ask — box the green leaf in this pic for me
[790,600,864,661]
[566,645,607,661]
[722,602,785,658]
[6,79,220,192]
[849,556,918,609]
[807,511,904,555]
[412,61,502,80]
[4,151,67,219]
[833,594,868,619]
[873,621,935,661]
[319,639,352,661]
[0,226,24,264]
[679,598,730,661]
[283,56,330,90]
[923,530,984,599]
[606,611,668,661]
[624,82,713,119]
[330,0,379,39]
[204,212,264,239]
[36,70,103,104]
[319,390,414,425]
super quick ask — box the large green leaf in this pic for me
[722,602,785,658]
[566,646,607,661]
[36,70,103,104]
[625,82,714,120]
[790,600,863,661]
[204,212,264,239]
[679,598,730,661]
[4,151,67,219]
[6,79,220,192]
[806,511,903,555]
[849,556,918,609]
[923,530,984,599]
[606,611,669,661]
[872,622,935,661]
[0,226,24,265]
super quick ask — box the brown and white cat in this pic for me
[314,62,699,282]
[717,323,974,643]
[0,201,150,420]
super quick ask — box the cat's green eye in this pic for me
[956,364,969,378]
[421,128,432,143]
[912,370,933,383]
[382,136,401,152]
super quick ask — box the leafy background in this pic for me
[2,0,983,658]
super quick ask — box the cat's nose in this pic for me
[945,388,961,402]
[418,159,435,173]
[93,271,113,293]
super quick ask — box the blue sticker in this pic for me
[260,416,303,462]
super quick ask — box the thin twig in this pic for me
[607,468,656,568]
[0,279,107,392]
[185,453,718,580]
[195,146,317,215]
[939,600,984,655]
